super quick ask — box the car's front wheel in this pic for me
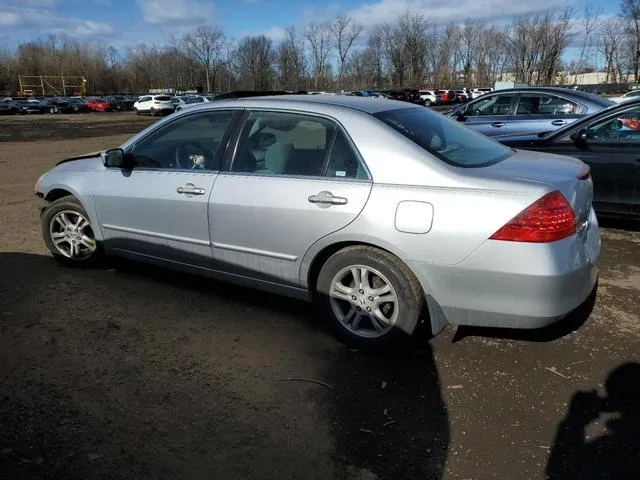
[41,196,102,267]
[150,108,156,116]
[424,99,432,107]
[134,108,140,115]
[316,246,424,350]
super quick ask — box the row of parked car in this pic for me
[0,95,137,114]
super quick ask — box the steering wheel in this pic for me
[175,142,213,169]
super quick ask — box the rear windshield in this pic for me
[155,95,171,101]
[373,107,513,168]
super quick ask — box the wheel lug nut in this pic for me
[368,296,373,301]
[366,307,372,312]
[356,306,361,311]
[359,289,364,294]
[351,295,357,300]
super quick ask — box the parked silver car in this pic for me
[446,87,613,137]
[35,96,600,349]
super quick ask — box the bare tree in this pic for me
[305,22,332,90]
[182,25,224,92]
[275,26,305,90]
[599,17,627,83]
[571,4,601,83]
[235,35,275,90]
[330,15,363,90]
[621,0,640,81]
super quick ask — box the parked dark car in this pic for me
[0,99,18,115]
[43,97,76,113]
[66,97,90,112]
[446,87,613,138]
[495,99,640,219]
[105,95,135,111]
[381,89,422,104]
[13,99,48,114]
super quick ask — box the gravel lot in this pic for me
[0,114,638,479]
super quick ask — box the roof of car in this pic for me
[201,94,421,114]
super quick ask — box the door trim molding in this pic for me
[102,224,211,246]
[212,242,298,262]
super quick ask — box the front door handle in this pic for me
[491,122,505,128]
[551,120,568,126]
[177,183,206,195]
[308,191,348,207]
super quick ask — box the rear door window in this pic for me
[516,94,582,115]
[466,94,515,116]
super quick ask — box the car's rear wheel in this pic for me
[316,246,424,350]
[150,108,156,116]
[41,196,102,267]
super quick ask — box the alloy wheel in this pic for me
[49,210,97,260]
[329,265,399,338]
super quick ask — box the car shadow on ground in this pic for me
[0,251,450,480]
[598,217,640,232]
[546,362,640,479]
[451,282,598,343]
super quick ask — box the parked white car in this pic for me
[469,88,492,99]
[133,95,175,116]
[419,90,438,106]
[609,90,640,104]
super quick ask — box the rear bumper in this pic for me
[410,211,601,330]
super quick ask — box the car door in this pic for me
[94,109,240,265]
[455,92,517,136]
[511,92,583,136]
[210,109,372,287]
[538,105,640,215]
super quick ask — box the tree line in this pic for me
[1,1,639,96]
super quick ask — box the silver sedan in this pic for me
[35,95,600,349]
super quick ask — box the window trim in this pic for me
[223,108,372,182]
[124,109,243,172]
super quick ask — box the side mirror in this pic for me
[456,111,467,122]
[102,148,129,169]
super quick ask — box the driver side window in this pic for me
[129,111,235,171]
[587,106,640,143]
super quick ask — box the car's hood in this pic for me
[53,151,105,172]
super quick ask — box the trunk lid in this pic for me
[478,149,593,226]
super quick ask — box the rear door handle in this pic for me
[177,183,206,195]
[308,191,348,206]
[491,122,505,128]
[551,120,568,126]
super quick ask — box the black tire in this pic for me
[424,99,432,107]
[150,108,156,116]
[134,108,140,116]
[316,246,425,350]
[41,196,103,267]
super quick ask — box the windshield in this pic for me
[373,107,513,167]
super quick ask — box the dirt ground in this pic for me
[0,117,639,480]
[0,113,156,142]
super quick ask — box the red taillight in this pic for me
[489,191,576,243]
